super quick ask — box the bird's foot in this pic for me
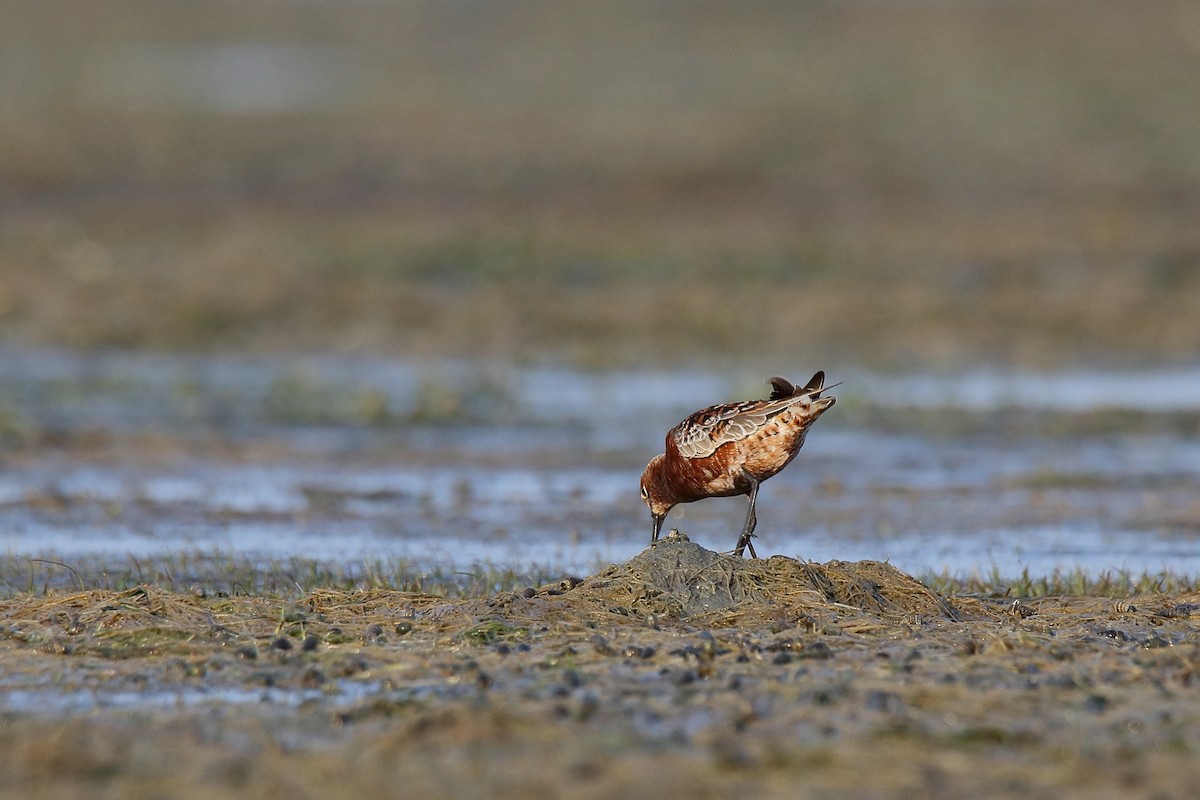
[731,531,758,559]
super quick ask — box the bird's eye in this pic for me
[640,485,649,500]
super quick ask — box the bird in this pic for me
[639,372,836,558]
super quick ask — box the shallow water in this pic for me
[0,672,448,717]
[1,348,1198,582]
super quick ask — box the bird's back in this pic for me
[663,372,835,497]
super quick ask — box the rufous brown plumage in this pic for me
[640,372,836,557]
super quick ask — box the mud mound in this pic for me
[563,535,959,626]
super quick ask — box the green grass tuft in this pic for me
[923,566,1200,599]
[0,552,574,601]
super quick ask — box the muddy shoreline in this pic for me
[2,539,1197,799]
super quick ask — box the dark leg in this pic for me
[733,471,760,558]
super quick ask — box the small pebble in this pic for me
[270,636,293,651]
[574,692,600,721]
[865,690,903,713]
[336,657,369,677]
[591,634,618,656]
[673,669,698,685]
[394,621,413,636]
[623,645,655,660]
[799,641,833,660]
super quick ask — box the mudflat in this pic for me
[2,538,1197,800]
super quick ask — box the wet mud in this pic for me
[2,537,1198,799]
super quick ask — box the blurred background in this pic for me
[2,0,1200,586]
[2,0,1198,370]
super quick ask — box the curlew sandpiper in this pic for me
[639,372,836,558]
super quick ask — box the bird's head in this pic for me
[640,453,676,524]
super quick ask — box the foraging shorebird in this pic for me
[639,372,836,558]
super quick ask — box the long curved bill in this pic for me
[651,513,665,544]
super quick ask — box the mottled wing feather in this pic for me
[672,397,793,459]
[670,373,828,460]
[672,422,714,459]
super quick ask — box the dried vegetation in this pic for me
[2,539,1198,798]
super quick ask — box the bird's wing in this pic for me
[670,397,787,459]
[671,372,827,460]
